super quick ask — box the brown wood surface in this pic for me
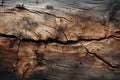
[0,1,120,80]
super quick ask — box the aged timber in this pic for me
[0,0,120,80]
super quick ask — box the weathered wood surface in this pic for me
[0,0,120,80]
[0,0,119,12]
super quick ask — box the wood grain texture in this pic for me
[0,0,120,80]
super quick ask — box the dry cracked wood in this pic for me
[0,0,120,80]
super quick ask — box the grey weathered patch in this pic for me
[23,17,38,28]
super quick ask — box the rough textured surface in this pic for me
[0,0,120,80]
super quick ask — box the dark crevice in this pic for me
[0,33,17,38]
[63,32,69,42]
[29,10,70,22]
[0,33,120,45]
[15,4,28,10]
[81,43,120,69]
